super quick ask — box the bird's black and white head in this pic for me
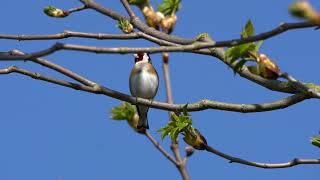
[134,52,151,64]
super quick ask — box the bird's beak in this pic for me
[133,53,139,58]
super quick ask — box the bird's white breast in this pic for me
[130,64,159,99]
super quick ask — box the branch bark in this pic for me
[144,131,178,166]
[0,65,312,113]
[205,145,320,169]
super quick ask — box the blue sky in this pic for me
[0,0,319,179]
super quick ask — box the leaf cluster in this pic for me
[158,106,207,150]
[110,102,136,121]
[158,108,192,141]
[225,20,263,74]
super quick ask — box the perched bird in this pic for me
[129,52,159,129]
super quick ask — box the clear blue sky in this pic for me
[0,0,319,179]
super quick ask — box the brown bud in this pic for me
[141,6,160,30]
[257,54,281,80]
[161,15,177,34]
[183,128,207,150]
[185,146,195,157]
[162,52,169,63]
[289,1,320,24]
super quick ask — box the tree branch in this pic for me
[0,42,218,60]
[9,49,96,87]
[0,66,96,92]
[0,65,312,113]
[68,5,87,14]
[162,53,190,180]
[205,145,320,169]
[144,131,178,166]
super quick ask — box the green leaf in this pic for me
[225,46,242,63]
[241,20,255,38]
[128,0,149,6]
[225,42,256,64]
[311,136,320,148]
[158,0,181,16]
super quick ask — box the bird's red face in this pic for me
[134,52,150,64]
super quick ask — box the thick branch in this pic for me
[205,145,320,169]
[0,66,311,113]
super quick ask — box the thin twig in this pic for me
[144,131,178,165]
[68,5,87,14]
[0,31,141,41]
[0,30,177,47]
[205,145,320,169]
[163,53,190,180]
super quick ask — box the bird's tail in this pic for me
[136,105,149,129]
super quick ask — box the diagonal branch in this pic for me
[9,49,96,87]
[144,131,178,166]
[205,145,320,169]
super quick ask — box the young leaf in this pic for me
[110,102,136,121]
[157,110,193,141]
[128,0,149,6]
[158,0,181,16]
[241,20,255,38]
